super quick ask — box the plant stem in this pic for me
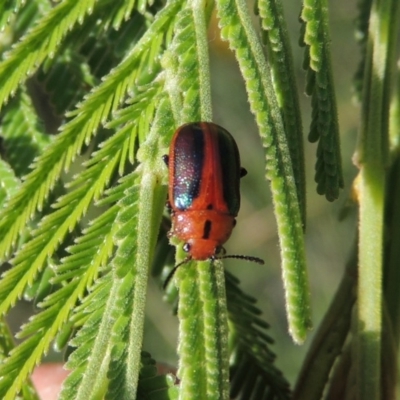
[216,0,311,344]
[356,166,385,400]
[198,261,230,399]
[354,0,400,398]
[192,0,213,121]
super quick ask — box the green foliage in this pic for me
[173,258,230,400]
[0,318,41,400]
[256,0,306,226]
[353,0,373,100]
[0,0,23,31]
[0,0,399,399]
[299,0,344,201]
[0,90,51,177]
[0,159,20,205]
[216,0,311,343]
[226,271,291,399]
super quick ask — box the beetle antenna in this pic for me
[219,255,265,265]
[163,256,191,290]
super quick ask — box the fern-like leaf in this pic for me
[59,273,115,400]
[136,352,179,399]
[216,0,311,342]
[353,0,373,100]
[105,272,135,400]
[162,4,235,397]
[0,197,120,398]
[173,258,230,399]
[0,0,180,260]
[257,0,306,226]
[0,144,121,316]
[0,159,20,206]
[0,90,51,177]
[0,169,136,397]
[0,75,163,394]
[105,100,172,399]
[34,10,153,119]
[61,95,173,398]
[0,0,98,109]
[162,0,213,123]
[109,0,139,29]
[300,0,344,201]
[0,0,26,32]
[0,319,17,364]
[172,8,204,122]
[226,272,291,400]
[0,70,163,315]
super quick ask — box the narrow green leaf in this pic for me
[162,2,212,124]
[136,352,179,399]
[0,0,28,32]
[257,0,306,226]
[0,0,98,110]
[353,0,373,100]
[216,0,311,342]
[0,154,137,397]
[0,228,114,398]
[0,90,51,177]
[389,66,400,153]
[162,49,184,125]
[0,159,20,206]
[59,274,116,400]
[171,259,229,399]
[105,273,135,400]
[0,149,121,316]
[111,0,137,29]
[191,0,213,121]
[174,259,208,399]
[0,324,40,400]
[108,98,172,399]
[199,261,230,399]
[0,319,18,365]
[0,0,182,261]
[300,0,343,201]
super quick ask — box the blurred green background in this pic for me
[144,0,360,385]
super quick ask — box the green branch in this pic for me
[354,0,400,398]
[216,0,311,343]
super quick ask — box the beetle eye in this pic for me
[215,246,225,255]
[183,243,191,253]
[162,154,169,166]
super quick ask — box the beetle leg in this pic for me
[162,154,169,166]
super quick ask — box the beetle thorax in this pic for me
[171,210,235,260]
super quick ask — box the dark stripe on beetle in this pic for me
[217,127,241,216]
[173,125,205,210]
[203,220,212,239]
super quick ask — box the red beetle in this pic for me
[163,122,263,286]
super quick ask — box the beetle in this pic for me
[163,122,264,287]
